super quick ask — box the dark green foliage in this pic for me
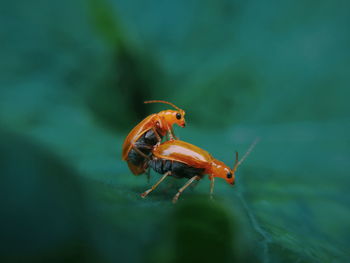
[0,131,101,262]
[0,0,349,262]
[171,198,243,263]
[86,0,165,132]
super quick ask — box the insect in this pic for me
[141,139,258,203]
[122,100,186,175]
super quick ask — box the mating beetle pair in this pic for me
[122,100,255,203]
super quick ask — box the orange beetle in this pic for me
[122,100,186,175]
[141,139,258,203]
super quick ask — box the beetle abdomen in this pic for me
[128,129,162,166]
[149,159,204,179]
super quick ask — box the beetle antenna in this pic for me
[233,138,259,172]
[232,151,239,172]
[144,100,182,111]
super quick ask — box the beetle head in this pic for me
[210,154,238,185]
[144,100,186,128]
[210,138,259,186]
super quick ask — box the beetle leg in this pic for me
[172,175,200,204]
[151,127,162,143]
[168,126,178,140]
[210,177,215,200]
[189,179,200,191]
[131,144,150,159]
[141,171,171,198]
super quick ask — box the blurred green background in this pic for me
[1,0,349,262]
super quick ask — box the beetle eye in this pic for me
[226,172,232,179]
[176,113,181,120]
